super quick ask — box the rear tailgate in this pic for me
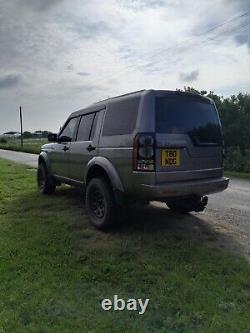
[154,93,223,184]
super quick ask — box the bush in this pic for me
[224,146,250,172]
[243,159,250,173]
[0,138,7,143]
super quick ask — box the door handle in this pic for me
[63,145,69,152]
[86,144,96,152]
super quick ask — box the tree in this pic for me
[178,87,250,154]
[23,131,33,139]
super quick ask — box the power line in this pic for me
[134,9,250,65]
[202,9,250,35]
[149,20,250,69]
[141,21,250,78]
[82,9,250,91]
[207,21,250,42]
[131,10,250,68]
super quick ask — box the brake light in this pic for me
[133,133,155,171]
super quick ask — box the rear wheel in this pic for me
[85,177,116,230]
[37,163,56,195]
[166,195,208,213]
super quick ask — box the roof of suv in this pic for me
[70,89,212,118]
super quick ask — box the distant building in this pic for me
[33,130,43,137]
[2,131,21,139]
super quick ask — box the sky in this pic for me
[0,0,250,133]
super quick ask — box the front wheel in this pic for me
[37,163,56,195]
[85,177,116,230]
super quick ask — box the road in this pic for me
[0,149,249,257]
[207,178,250,233]
[0,149,38,168]
[204,178,250,257]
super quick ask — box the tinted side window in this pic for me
[77,113,95,141]
[90,113,98,140]
[59,117,79,141]
[102,96,140,136]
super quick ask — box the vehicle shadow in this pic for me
[9,186,242,257]
[62,187,243,256]
[115,202,226,247]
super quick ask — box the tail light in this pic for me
[133,133,155,171]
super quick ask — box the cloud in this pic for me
[67,17,111,39]
[66,64,74,71]
[235,31,250,48]
[16,0,63,11]
[0,0,249,133]
[77,72,90,76]
[58,9,113,41]
[120,0,166,10]
[179,70,199,82]
[226,0,250,11]
[0,74,21,89]
[189,1,250,49]
[73,83,103,93]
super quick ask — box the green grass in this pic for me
[0,158,250,332]
[225,170,250,180]
[0,138,46,154]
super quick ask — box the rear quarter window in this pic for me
[102,96,140,136]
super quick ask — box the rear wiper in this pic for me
[193,137,220,147]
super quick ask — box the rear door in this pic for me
[155,93,223,183]
[69,111,100,181]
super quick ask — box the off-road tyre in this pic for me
[85,177,116,230]
[37,163,56,195]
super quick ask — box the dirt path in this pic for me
[0,149,37,168]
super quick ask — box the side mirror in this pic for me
[58,135,71,143]
[48,133,58,142]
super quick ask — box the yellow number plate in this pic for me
[161,149,180,167]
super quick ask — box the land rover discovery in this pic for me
[38,90,229,229]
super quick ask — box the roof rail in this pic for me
[94,89,146,104]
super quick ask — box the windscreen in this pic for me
[155,95,222,146]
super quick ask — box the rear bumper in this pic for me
[140,176,229,199]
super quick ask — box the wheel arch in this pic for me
[85,157,124,193]
[38,152,52,175]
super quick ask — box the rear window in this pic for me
[76,113,95,141]
[102,96,140,136]
[155,95,222,145]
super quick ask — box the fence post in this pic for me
[20,106,23,148]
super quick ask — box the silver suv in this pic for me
[38,89,229,229]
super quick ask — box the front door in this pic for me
[50,117,79,178]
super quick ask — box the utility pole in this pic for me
[19,106,23,148]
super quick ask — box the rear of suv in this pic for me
[38,89,229,229]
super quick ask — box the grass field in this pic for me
[0,138,47,154]
[0,158,250,332]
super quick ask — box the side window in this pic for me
[102,96,140,136]
[59,117,78,141]
[77,113,95,141]
[90,112,99,140]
